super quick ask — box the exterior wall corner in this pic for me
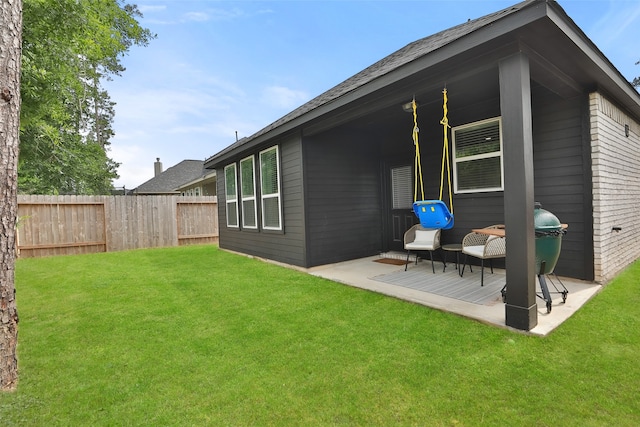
[589,92,640,283]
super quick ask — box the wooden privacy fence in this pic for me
[17,195,218,258]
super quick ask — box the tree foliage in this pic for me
[20,0,154,194]
[633,59,640,88]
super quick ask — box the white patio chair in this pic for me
[404,224,441,273]
[460,225,506,286]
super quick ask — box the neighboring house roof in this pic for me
[204,0,640,168]
[176,168,216,193]
[134,160,213,194]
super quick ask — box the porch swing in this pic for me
[411,89,454,230]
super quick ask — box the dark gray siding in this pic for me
[216,133,307,266]
[405,87,593,280]
[213,85,593,279]
[304,129,383,266]
[532,88,593,280]
[436,97,506,249]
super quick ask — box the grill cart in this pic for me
[502,203,568,313]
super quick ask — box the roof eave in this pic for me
[177,171,217,190]
[204,1,549,169]
[205,0,640,169]
[546,1,640,119]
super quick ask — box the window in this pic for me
[224,164,239,227]
[240,155,257,229]
[259,146,282,230]
[182,187,200,196]
[452,117,504,193]
[391,165,413,209]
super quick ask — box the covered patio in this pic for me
[306,253,601,336]
[207,1,640,332]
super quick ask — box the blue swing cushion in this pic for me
[413,200,454,230]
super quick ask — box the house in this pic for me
[133,158,217,196]
[204,0,640,330]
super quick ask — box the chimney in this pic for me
[154,158,163,177]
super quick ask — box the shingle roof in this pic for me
[206,0,538,164]
[134,160,209,194]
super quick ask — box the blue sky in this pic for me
[106,0,640,189]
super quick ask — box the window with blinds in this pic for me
[240,155,257,229]
[452,117,504,193]
[224,163,239,227]
[391,165,413,209]
[259,146,282,230]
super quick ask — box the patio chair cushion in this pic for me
[462,235,505,258]
[405,229,439,250]
[462,245,485,258]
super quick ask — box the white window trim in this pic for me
[259,145,282,231]
[452,116,504,194]
[240,155,258,229]
[224,163,239,228]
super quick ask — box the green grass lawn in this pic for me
[2,245,639,426]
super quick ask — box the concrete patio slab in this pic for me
[305,254,602,336]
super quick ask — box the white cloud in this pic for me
[179,7,246,23]
[109,143,154,189]
[176,5,275,25]
[207,7,245,21]
[138,5,166,13]
[183,12,210,22]
[261,86,309,110]
[578,0,640,80]
[588,1,640,48]
[107,74,272,188]
[139,4,247,25]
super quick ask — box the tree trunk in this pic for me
[0,0,22,391]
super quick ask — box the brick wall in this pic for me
[590,92,640,283]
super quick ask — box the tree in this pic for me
[0,0,22,391]
[19,0,154,194]
[633,59,639,88]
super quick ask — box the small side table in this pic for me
[442,243,463,275]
